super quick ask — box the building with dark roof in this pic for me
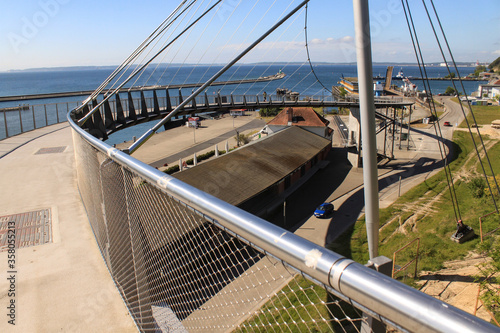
[143,123,332,321]
[174,126,331,216]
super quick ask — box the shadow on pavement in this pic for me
[266,148,352,231]
[325,135,462,246]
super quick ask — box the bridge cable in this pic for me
[402,0,462,222]
[126,0,311,154]
[131,0,215,89]
[84,0,195,104]
[78,0,223,126]
[304,3,332,94]
[232,5,307,96]
[425,0,500,210]
[238,11,311,97]
[209,0,295,95]
[144,0,219,88]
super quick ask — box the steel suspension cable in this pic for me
[131,0,213,89]
[146,0,219,87]
[207,0,286,93]
[149,0,221,87]
[194,0,264,89]
[108,0,199,95]
[402,0,462,222]
[181,0,244,87]
[77,0,223,126]
[164,0,221,87]
[426,0,500,210]
[126,0,311,155]
[82,0,194,104]
[234,7,307,96]
[304,3,332,94]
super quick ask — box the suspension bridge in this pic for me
[73,90,414,142]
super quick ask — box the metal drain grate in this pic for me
[0,208,53,251]
[35,146,66,155]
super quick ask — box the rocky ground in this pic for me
[417,252,498,323]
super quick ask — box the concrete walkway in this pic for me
[0,123,136,332]
[115,112,264,168]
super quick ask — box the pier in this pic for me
[374,76,486,81]
[0,72,286,103]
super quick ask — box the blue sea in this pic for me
[0,64,485,142]
[0,64,484,104]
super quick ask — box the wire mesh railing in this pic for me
[72,129,366,332]
[0,101,80,140]
[68,106,499,332]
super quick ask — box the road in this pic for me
[293,97,469,247]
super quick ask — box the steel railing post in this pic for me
[32,105,37,129]
[3,110,8,138]
[44,105,48,126]
[18,106,23,133]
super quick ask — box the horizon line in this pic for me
[1,61,483,73]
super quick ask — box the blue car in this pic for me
[314,203,334,218]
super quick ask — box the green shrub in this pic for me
[467,176,486,198]
[259,107,281,117]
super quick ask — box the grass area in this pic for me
[328,130,500,273]
[236,275,362,332]
[458,102,500,128]
[478,140,500,176]
[435,110,445,119]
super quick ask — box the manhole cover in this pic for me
[0,209,52,251]
[35,146,66,155]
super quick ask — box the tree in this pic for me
[234,132,250,146]
[475,238,500,324]
[259,107,281,117]
[444,86,456,95]
[444,72,456,79]
[474,65,487,77]
[339,87,348,98]
[488,56,500,73]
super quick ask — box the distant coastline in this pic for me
[2,61,480,73]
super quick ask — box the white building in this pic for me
[478,79,500,99]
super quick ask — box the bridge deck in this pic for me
[75,91,414,141]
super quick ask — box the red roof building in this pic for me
[263,107,333,140]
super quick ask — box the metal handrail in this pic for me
[0,93,414,142]
[68,107,499,333]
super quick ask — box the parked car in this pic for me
[314,203,334,218]
[443,121,451,126]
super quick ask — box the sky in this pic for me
[0,0,499,72]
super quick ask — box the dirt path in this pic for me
[417,253,498,324]
[380,134,500,325]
